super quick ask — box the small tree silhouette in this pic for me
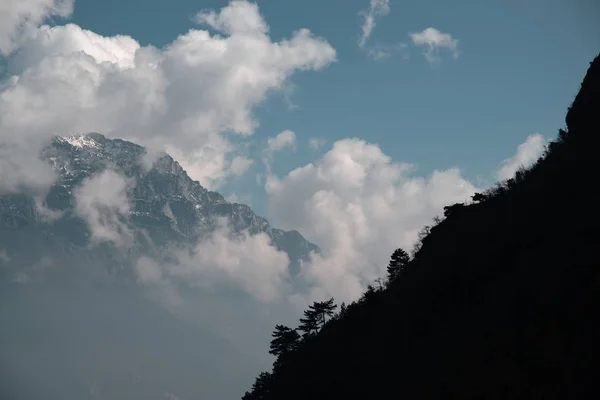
[298,298,337,337]
[269,325,301,358]
[443,203,465,217]
[387,248,410,284]
[471,192,487,203]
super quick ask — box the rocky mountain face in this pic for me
[0,133,318,274]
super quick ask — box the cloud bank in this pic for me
[266,131,548,303]
[266,138,479,302]
[0,0,73,55]
[135,220,291,304]
[0,0,336,194]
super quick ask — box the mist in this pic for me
[0,248,297,400]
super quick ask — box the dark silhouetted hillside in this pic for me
[242,53,600,399]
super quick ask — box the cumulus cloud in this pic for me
[267,130,296,153]
[135,220,291,303]
[358,0,390,49]
[266,138,478,302]
[410,27,459,64]
[496,133,546,181]
[74,169,133,247]
[0,0,336,193]
[0,0,73,55]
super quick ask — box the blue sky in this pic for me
[65,0,600,216]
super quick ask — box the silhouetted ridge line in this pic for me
[566,54,600,134]
[241,53,600,400]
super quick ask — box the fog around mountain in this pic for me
[0,133,317,399]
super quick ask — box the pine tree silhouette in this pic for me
[386,248,410,284]
[269,325,300,358]
[298,298,337,337]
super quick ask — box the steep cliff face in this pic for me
[0,132,318,275]
[241,54,600,400]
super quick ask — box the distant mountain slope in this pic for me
[242,54,600,399]
[0,132,318,272]
[0,132,319,399]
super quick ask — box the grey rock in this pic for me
[0,133,319,274]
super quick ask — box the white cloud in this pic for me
[135,220,291,303]
[267,130,296,153]
[0,0,73,55]
[73,169,133,247]
[135,256,164,285]
[172,222,290,302]
[263,130,297,172]
[358,0,390,49]
[135,257,183,308]
[144,132,545,306]
[0,0,336,193]
[0,142,57,194]
[194,1,268,36]
[496,133,546,181]
[357,1,405,61]
[266,138,478,302]
[308,137,327,151]
[410,27,459,64]
[230,156,254,176]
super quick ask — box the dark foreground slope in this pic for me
[243,54,600,399]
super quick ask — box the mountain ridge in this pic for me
[0,132,319,274]
[241,53,600,399]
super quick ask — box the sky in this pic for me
[1,1,598,398]
[61,0,600,214]
[0,0,599,302]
